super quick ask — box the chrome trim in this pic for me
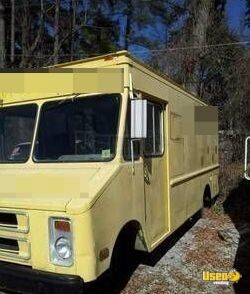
[49,217,74,267]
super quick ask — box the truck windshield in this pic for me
[34,94,120,162]
[0,104,37,163]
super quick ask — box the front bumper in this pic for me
[0,261,84,294]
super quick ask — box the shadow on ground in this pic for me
[84,212,201,293]
[223,179,250,293]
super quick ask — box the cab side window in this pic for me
[145,102,164,156]
[123,102,140,161]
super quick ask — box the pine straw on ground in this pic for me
[122,207,239,294]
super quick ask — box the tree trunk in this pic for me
[10,0,15,64]
[70,0,77,61]
[53,0,60,64]
[124,0,132,50]
[0,1,5,68]
[186,0,212,94]
[20,0,28,68]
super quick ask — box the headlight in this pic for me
[55,237,72,259]
[49,218,73,266]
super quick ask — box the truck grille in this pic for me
[0,237,19,252]
[0,210,30,262]
[0,213,18,227]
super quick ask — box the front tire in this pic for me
[109,227,138,291]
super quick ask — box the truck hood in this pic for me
[0,164,120,213]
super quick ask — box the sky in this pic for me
[226,0,250,37]
[131,0,250,60]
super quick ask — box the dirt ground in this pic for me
[121,210,239,294]
[86,178,250,294]
[121,179,250,294]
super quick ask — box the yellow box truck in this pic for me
[0,51,219,293]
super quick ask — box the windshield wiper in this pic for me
[45,93,82,112]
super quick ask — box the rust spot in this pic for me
[99,248,109,261]
[104,56,114,61]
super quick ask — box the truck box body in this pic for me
[0,51,219,293]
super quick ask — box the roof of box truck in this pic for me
[0,50,207,105]
[51,50,207,105]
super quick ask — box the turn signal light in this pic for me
[54,220,71,232]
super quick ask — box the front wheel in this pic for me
[109,228,139,291]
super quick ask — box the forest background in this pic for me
[0,0,249,154]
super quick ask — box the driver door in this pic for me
[144,100,169,245]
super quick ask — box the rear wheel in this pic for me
[201,185,212,219]
[203,185,212,208]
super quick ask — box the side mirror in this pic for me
[245,136,250,180]
[131,99,147,139]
